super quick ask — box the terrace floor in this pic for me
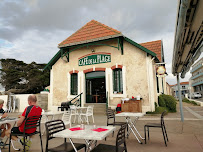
[2,102,203,152]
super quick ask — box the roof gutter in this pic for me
[172,0,190,75]
[58,34,123,48]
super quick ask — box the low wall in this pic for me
[193,99,203,106]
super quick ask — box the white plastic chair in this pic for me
[70,105,79,123]
[80,105,94,124]
[41,109,48,135]
[62,110,72,128]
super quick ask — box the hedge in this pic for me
[158,95,166,107]
[182,98,198,105]
[146,107,168,114]
[160,94,177,112]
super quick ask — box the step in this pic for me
[84,103,106,107]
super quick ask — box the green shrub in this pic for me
[146,106,168,114]
[191,100,198,105]
[158,95,166,107]
[182,98,190,103]
[182,98,198,105]
[160,94,177,112]
[146,111,155,114]
[155,107,168,114]
[155,102,158,109]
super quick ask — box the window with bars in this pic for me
[71,73,78,95]
[113,68,123,93]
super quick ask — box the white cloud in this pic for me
[0,0,187,85]
[0,29,73,63]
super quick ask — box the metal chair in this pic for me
[91,123,128,152]
[45,119,86,152]
[107,109,126,126]
[107,109,126,137]
[9,115,43,152]
[144,110,169,146]
[80,105,94,124]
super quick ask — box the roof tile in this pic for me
[58,20,121,47]
[140,40,162,61]
[171,81,189,86]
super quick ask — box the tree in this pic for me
[0,59,50,94]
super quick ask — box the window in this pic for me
[156,76,159,93]
[71,73,78,95]
[182,86,185,89]
[113,68,123,93]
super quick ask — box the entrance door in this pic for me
[86,72,106,103]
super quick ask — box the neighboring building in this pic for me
[44,20,166,113]
[166,82,172,95]
[169,85,175,97]
[140,40,167,95]
[190,57,203,95]
[171,82,189,98]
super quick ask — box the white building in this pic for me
[190,57,203,95]
[171,82,189,98]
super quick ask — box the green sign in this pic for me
[78,54,111,66]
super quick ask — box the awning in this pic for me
[172,0,203,78]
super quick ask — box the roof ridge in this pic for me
[58,20,121,46]
[92,20,121,34]
[140,40,161,44]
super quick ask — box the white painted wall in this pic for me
[0,94,31,112]
[0,94,50,112]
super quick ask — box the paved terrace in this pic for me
[2,102,203,152]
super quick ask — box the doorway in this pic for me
[86,71,106,103]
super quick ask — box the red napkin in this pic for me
[69,127,83,131]
[92,128,109,132]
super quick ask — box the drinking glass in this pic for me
[80,124,85,130]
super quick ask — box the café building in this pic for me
[44,20,166,113]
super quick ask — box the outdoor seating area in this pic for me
[0,105,172,152]
[0,104,203,152]
[0,0,203,152]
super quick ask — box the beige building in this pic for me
[44,20,166,113]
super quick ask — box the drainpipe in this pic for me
[177,73,184,122]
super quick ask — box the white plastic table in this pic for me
[42,111,63,120]
[0,117,18,126]
[0,118,18,150]
[41,111,64,135]
[116,112,145,144]
[53,125,116,152]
